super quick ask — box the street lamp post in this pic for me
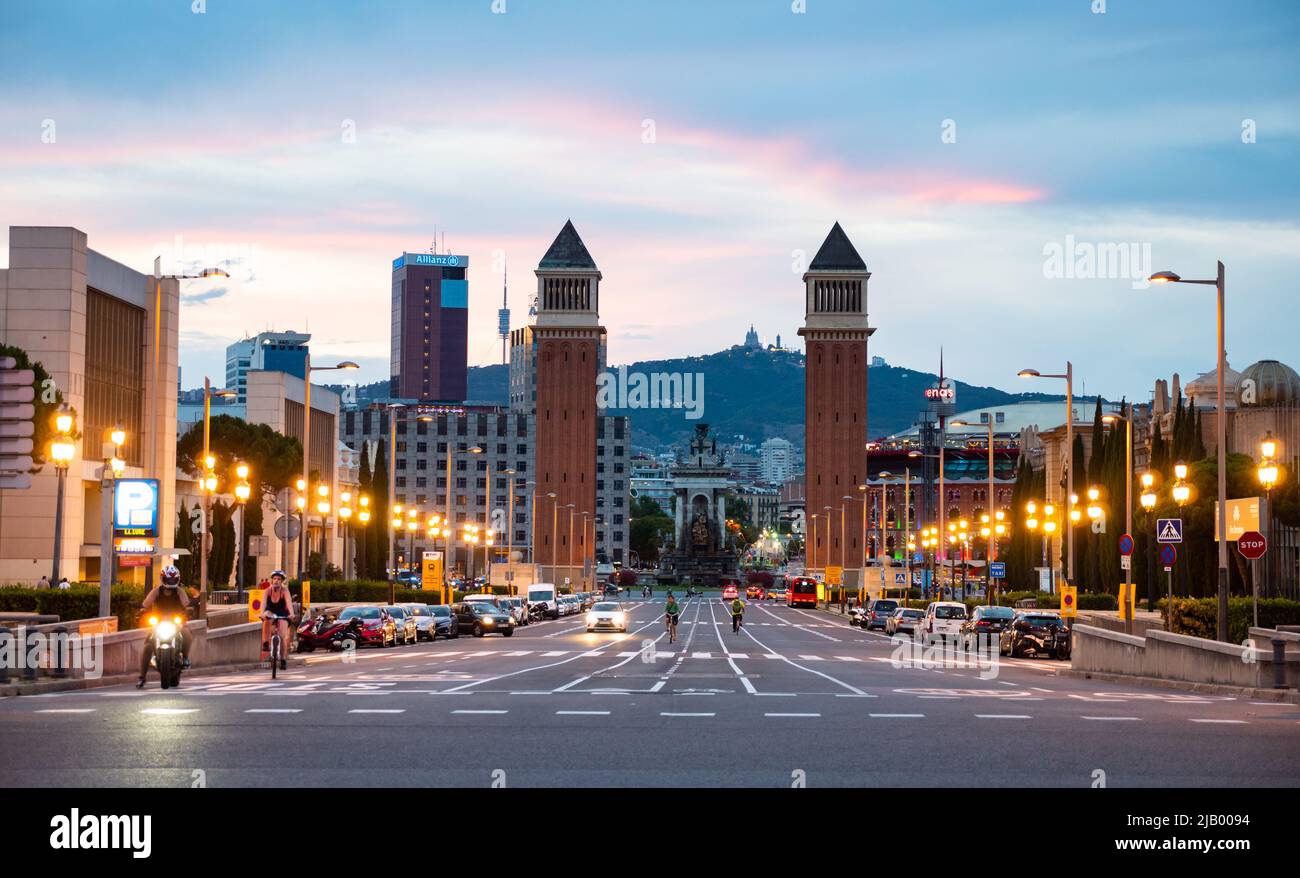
[1255,434,1282,627]
[1018,363,1074,587]
[1103,410,1136,633]
[98,426,126,618]
[1150,263,1228,640]
[234,462,251,595]
[49,409,76,586]
[566,503,576,590]
[299,356,358,579]
[547,492,559,584]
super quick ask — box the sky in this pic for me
[1,0,1298,401]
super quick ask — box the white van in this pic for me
[920,601,968,642]
[527,583,559,619]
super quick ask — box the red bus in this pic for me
[787,577,818,608]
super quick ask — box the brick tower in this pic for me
[798,222,873,575]
[531,220,604,580]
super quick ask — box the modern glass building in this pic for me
[390,252,468,403]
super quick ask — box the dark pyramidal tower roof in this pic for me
[809,221,866,271]
[538,219,597,270]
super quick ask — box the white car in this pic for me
[585,601,628,633]
[919,601,968,642]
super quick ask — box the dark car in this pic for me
[863,599,899,631]
[453,601,516,637]
[603,583,621,597]
[998,612,1071,659]
[429,604,458,639]
[960,605,1017,652]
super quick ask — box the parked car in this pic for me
[603,583,622,597]
[401,603,441,641]
[429,603,458,639]
[585,601,628,633]
[885,607,925,637]
[999,612,1071,659]
[383,605,419,645]
[863,599,900,631]
[919,601,968,642]
[452,601,516,637]
[960,605,1017,652]
[580,592,597,610]
[337,606,396,648]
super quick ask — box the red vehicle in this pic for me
[745,584,765,600]
[787,577,819,609]
[335,606,396,648]
[295,611,366,653]
[722,584,739,600]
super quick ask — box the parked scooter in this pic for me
[296,612,364,653]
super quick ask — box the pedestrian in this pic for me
[35,575,50,589]
[57,577,70,589]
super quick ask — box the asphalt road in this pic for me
[1,596,1297,788]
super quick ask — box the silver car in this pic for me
[383,605,419,645]
[401,603,440,641]
[498,597,529,626]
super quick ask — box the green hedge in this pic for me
[1154,597,1300,644]
[0,585,146,631]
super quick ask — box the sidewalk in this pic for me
[0,655,307,698]
[801,601,1300,703]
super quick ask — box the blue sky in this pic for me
[1,0,1297,399]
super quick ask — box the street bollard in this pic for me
[0,627,10,684]
[52,626,69,679]
[22,628,38,681]
[1273,637,1287,690]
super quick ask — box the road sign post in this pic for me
[1237,530,1267,628]
[1159,543,1178,630]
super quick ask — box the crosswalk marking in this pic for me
[35,708,96,714]
[556,710,610,716]
[141,708,198,715]
[452,709,508,715]
[348,709,405,714]
[246,708,302,714]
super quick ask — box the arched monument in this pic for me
[658,424,738,586]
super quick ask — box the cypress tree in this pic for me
[354,441,373,580]
[368,437,390,580]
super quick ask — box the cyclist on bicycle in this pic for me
[261,570,294,670]
[664,595,681,643]
[730,596,745,633]
[136,565,192,688]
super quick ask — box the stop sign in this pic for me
[1237,531,1268,560]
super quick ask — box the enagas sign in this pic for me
[1237,531,1268,560]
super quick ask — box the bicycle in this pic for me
[266,614,291,679]
[731,612,743,634]
[665,612,679,643]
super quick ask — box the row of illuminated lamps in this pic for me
[391,505,493,545]
[918,511,1009,549]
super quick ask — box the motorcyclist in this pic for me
[261,570,294,670]
[137,565,192,688]
[729,596,745,633]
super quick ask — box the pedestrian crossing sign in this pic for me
[1156,518,1183,544]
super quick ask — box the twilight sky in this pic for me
[1,0,1297,401]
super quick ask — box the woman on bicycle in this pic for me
[664,595,681,643]
[261,570,294,670]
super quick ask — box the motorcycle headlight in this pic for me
[156,621,177,639]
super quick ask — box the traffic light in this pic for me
[0,356,37,490]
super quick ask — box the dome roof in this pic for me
[1241,359,1300,407]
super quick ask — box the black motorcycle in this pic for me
[527,603,547,624]
[147,614,186,690]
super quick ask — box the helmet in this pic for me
[161,565,181,587]
[270,570,287,582]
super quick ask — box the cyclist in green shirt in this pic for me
[730,597,744,633]
[665,596,681,643]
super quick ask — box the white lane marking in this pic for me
[1190,718,1247,724]
[348,709,405,714]
[754,692,798,697]
[246,708,303,714]
[975,714,1031,719]
[797,655,824,661]
[541,651,569,657]
[737,620,873,697]
[35,708,97,714]
[141,708,198,715]
[758,603,842,642]
[765,712,821,718]
[552,676,591,693]
[1082,716,1140,721]
[439,610,669,693]
[833,656,862,662]
[1031,687,1055,693]
[660,712,715,717]
[870,713,925,718]
[452,709,508,715]
[508,691,552,696]
[556,710,611,716]
[692,652,713,659]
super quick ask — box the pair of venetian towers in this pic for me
[529,219,872,573]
